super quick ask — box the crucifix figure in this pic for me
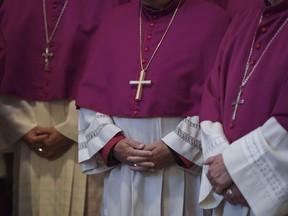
[129,70,152,101]
[231,85,245,121]
[42,46,53,71]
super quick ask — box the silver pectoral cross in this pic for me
[129,70,152,101]
[231,85,245,121]
[42,46,53,71]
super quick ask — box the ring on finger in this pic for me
[226,189,233,196]
[133,163,137,167]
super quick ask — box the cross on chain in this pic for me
[129,70,152,101]
[231,85,245,121]
[42,47,53,71]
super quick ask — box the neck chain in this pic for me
[42,0,69,71]
[231,13,288,126]
[129,0,182,101]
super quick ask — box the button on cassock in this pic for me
[52,16,57,21]
[255,43,261,49]
[149,23,155,28]
[52,2,58,9]
[261,27,267,33]
[250,60,256,66]
[264,12,271,18]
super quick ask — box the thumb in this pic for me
[204,156,216,165]
[126,139,145,150]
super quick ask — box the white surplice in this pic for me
[199,117,288,216]
[0,95,92,216]
[78,108,204,216]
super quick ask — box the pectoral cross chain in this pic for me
[42,47,53,71]
[231,85,245,121]
[129,70,152,101]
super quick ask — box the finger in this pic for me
[204,156,216,165]
[41,128,64,146]
[223,193,230,200]
[223,191,238,205]
[127,155,153,163]
[33,134,49,142]
[26,140,42,148]
[134,161,155,168]
[26,142,47,154]
[213,185,225,195]
[130,165,155,172]
[223,196,238,206]
[238,196,249,207]
[229,195,241,206]
[32,148,52,159]
[35,129,49,136]
[230,184,249,207]
[143,144,156,151]
[129,149,153,157]
[47,142,72,155]
[222,186,242,206]
[128,141,145,150]
[35,126,52,134]
[26,134,49,144]
[48,151,64,161]
[43,134,57,146]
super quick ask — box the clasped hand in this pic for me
[23,126,74,160]
[205,154,249,207]
[113,139,175,172]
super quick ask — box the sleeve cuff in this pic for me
[100,132,125,166]
[168,146,193,168]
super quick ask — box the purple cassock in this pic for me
[76,0,230,118]
[0,0,131,101]
[208,0,263,17]
[0,30,4,73]
[200,0,288,142]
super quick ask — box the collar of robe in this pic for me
[142,0,184,18]
[265,0,272,6]
[266,0,286,6]
[263,0,288,14]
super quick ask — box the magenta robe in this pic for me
[208,0,263,17]
[0,29,4,74]
[76,0,230,118]
[0,0,130,101]
[200,0,288,142]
